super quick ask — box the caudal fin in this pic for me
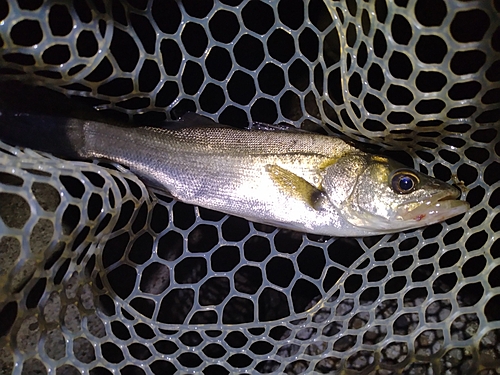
[0,110,85,159]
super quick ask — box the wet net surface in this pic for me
[0,0,499,374]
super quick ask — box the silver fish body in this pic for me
[0,111,469,236]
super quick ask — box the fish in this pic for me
[0,110,469,237]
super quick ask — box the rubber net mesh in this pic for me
[0,0,499,374]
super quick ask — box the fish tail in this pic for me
[0,110,88,159]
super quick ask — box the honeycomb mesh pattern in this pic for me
[0,0,499,374]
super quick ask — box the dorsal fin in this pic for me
[178,112,221,127]
[248,121,307,133]
[151,112,231,130]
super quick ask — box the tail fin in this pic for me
[0,110,86,159]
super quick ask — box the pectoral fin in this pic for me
[266,164,326,210]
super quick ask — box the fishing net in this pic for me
[0,0,499,373]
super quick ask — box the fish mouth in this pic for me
[397,188,469,224]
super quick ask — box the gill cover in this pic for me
[321,152,370,209]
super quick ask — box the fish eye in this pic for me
[391,171,418,194]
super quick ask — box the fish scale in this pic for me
[0,110,468,237]
[0,0,496,373]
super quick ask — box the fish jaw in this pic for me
[395,190,470,227]
[342,187,470,234]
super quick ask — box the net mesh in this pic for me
[0,0,499,374]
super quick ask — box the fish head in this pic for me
[322,153,469,233]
